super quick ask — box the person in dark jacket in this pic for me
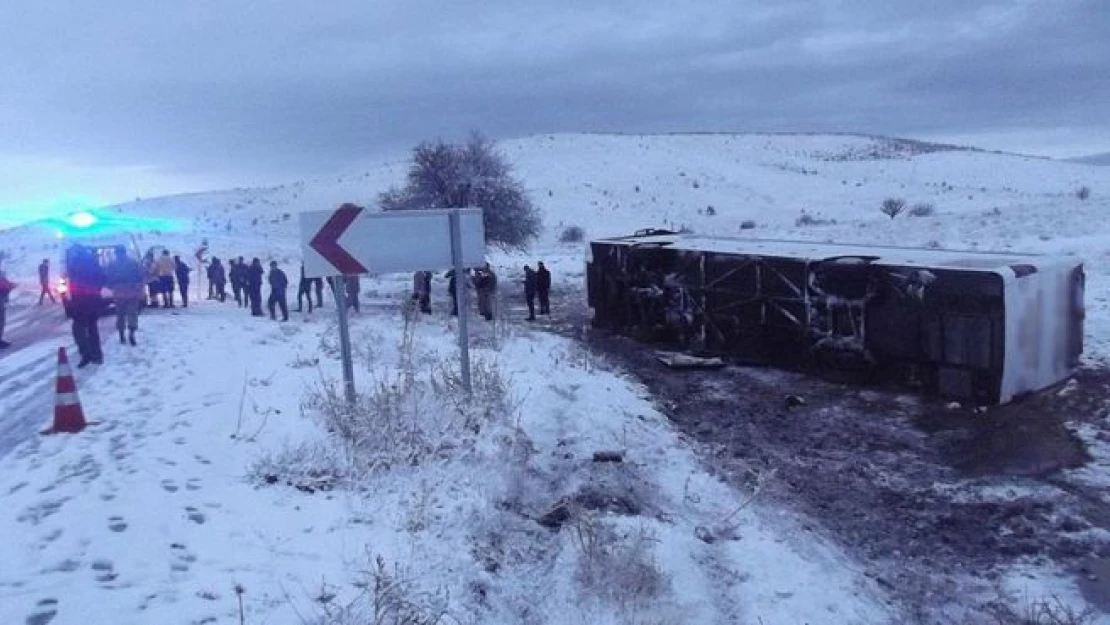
[296,265,313,313]
[247,258,265,317]
[174,255,192,307]
[210,258,227,302]
[446,269,458,316]
[268,261,289,321]
[523,265,537,321]
[105,245,144,346]
[0,269,15,349]
[536,261,552,315]
[66,245,106,367]
[38,259,55,304]
[229,258,244,306]
[206,261,217,300]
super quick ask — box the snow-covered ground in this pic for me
[1,133,1108,624]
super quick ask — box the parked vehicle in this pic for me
[58,235,146,319]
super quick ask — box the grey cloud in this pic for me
[0,0,1106,194]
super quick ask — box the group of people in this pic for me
[0,245,557,367]
[422,261,553,322]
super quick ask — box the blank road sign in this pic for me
[301,207,486,278]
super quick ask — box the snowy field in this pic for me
[0,133,1108,624]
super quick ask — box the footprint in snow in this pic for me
[170,543,197,572]
[185,479,201,492]
[161,480,179,493]
[193,455,212,466]
[91,559,118,583]
[108,517,127,532]
[173,437,186,446]
[157,457,178,467]
[185,507,206,525]
[24,598,58,625]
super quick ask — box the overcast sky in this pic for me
[1,0,1106,222]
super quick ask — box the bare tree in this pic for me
[880,197,906,219]
[379,133,541,250]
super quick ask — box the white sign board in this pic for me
[300,207,485,278]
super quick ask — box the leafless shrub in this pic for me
[303,346,512,474]
[247,441,344,492]
[704,205,715,216]
[290,354,321,369]
[795,211,835,227]
[311,555,459,625]
[908,202,935,217]
[559,225,585,243]
[571,512,668,607]
[1076,186,1091,200]
[880,197,906,219]
[987,593,1097,625]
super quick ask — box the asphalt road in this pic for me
[0,301,86,459]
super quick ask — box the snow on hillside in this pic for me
[2,133,1110,624]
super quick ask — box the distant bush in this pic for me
[739,220,757,230]
[908,203,935,217]
[880,198,906,219]
[704,205,716,216]
[1077,186,1091,200]
[559,225,585,243]
[795,211,835,227]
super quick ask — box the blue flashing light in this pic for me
[69,211,98,229]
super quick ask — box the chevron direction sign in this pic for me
[300,205,486,278]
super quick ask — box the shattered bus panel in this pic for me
[586,232,1084,405]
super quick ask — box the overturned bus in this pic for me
[586,230,1085,405]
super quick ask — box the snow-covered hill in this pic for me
[3,131,1107,347]
[5,132,1106,257]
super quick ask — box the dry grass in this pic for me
[310,555,461,625]
[571,512,668,608]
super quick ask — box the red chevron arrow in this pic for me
[309,204,368,274]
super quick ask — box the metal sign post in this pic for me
[448,211,472,394]
[332,277,356,406]
[300,205,485,404]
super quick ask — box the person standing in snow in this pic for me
[0,268,15,349]
[536,261,551,316]
[522,265,537,321]
[230,257,245,307]
[38,259,55,304]
[206,261,217,300]
[105,245,144,346]
[267,261,289,322]
[344,275,360,313]
[296,264,314,313]
[155,250,176,307]
[446,269,459,316]
[210,257,227,302]
[174,255,192,307]
[313,275,324,308]
[67,246,106,367]
[247,258,265,317]
[411,271,432,314]
[143,251,160,308]
[475,263,497,321]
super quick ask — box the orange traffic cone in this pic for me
[42,347,88,435]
